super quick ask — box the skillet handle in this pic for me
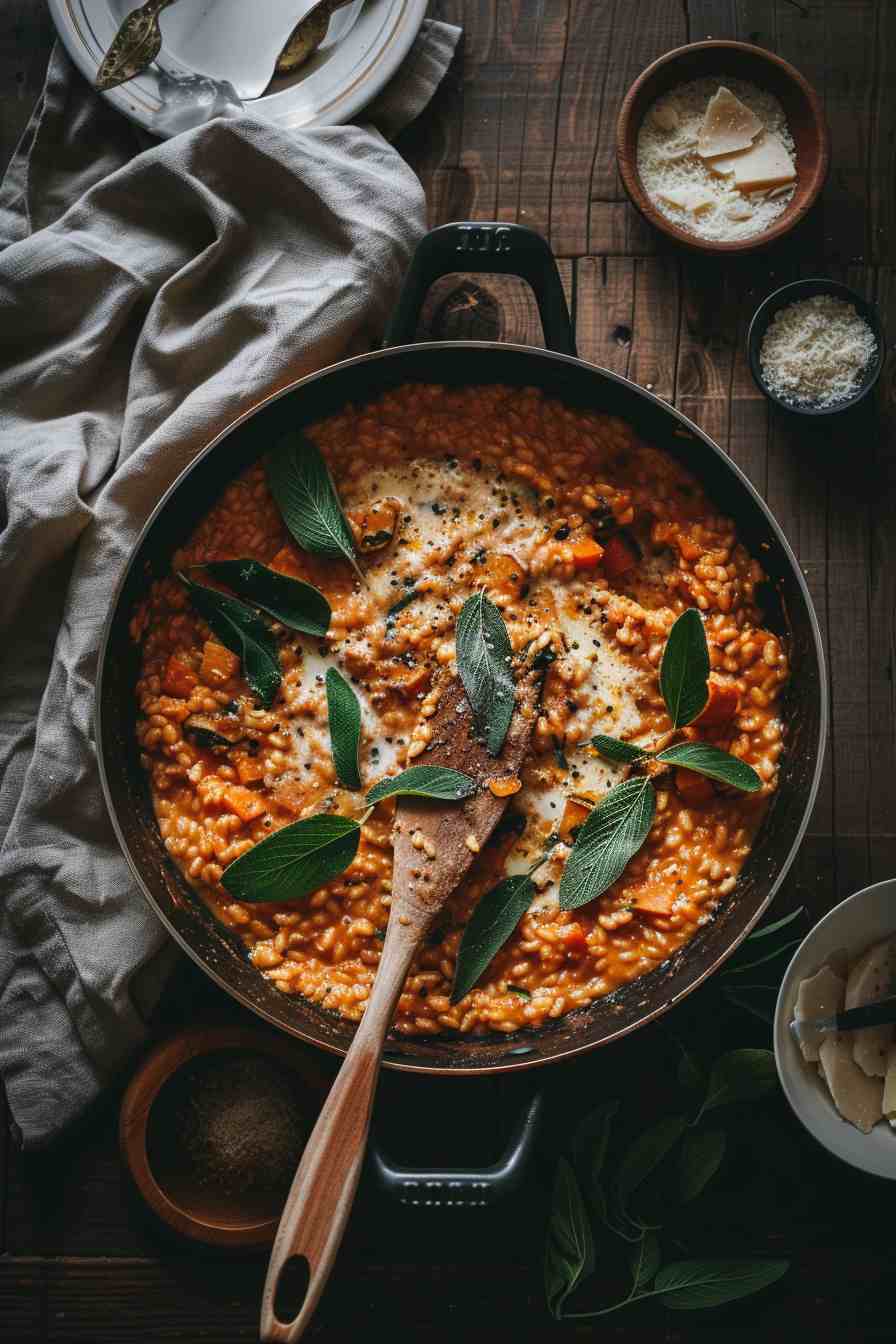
[383,223,577,357]
[370,1091,543,1208]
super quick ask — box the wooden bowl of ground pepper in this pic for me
[120,1026,332,1247]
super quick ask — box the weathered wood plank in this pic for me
[587,200,659,257]
[573,256,635,375]
[675,257,741,450]
[868,265,896,880]
[514,0,569,239]
[627,256,681,402]
[0,0,54,169]
[547,0,619,256]
[868,0,895,263]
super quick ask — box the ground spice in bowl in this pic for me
[146,1048,308,1225]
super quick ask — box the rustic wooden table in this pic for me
[2,1,895,1339]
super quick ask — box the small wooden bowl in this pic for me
[616,40,830,253]
[120,1026,331,1248]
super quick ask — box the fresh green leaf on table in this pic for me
[366,766,477,805]
[267,431,363,581]
[456,590,516,756]
[559,777,655,911]
[202,558,331,637]
[544,1158,595,1318]
[615,1114,688,1225]
[221,813,360,904]
[179,572,281,707]
[678,1129,726,1203]
[591,734,647,764]
[656,741,761,792]
[326,668,362,790]
[629,1231,661,1292]
[655,1258,789,1310]
[659,608,710,727]
[452,873,535,1003]
[742,907,806,942]
[699,1049,777,1117]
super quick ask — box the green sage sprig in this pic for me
[266,431,364,582]
[456,590,516,756]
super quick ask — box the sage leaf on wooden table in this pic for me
[677,1129,726,1203]
[544,1158,595,1319]
[202,559,331,637]
[456,590,516,756]
[326,668,362,791]
[267,431,363,582]
[221,813,361,904]
[698,1049,777,1118]
[558,777,656,911]
[655,742,761,792]
[179,572,281,707]
[654,1258,789,1310]
[590,734,646,764]
[451,873,536,1003]
[366,766,477,805]
[659,608,710,727]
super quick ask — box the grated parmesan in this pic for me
[759,295,877,407]
[637,76,796,242]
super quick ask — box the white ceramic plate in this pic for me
[48,0,427,138]
[774,878,896,1180]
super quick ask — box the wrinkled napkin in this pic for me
[0,20,459,1149]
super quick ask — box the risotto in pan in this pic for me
[132,383,788,1037]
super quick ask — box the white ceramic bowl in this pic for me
[774,878,896,1180]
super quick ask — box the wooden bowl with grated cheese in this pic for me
[616,40,830,254]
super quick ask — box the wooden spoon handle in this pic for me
[259,916,422,1343]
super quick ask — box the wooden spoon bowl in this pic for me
[616,40,830,254]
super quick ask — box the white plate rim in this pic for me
[774,876,896,1180]
[47,0,428,137]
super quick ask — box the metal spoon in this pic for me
[96,0,353,98]
[790,994,896,1045]
[259,669,541,1342]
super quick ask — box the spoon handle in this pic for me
[259,911,425,1344]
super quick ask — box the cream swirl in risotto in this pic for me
[133,384,788,1037]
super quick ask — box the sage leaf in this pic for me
[326,668,362,791]
[559,778,656,911]
[366,766,477,805]
[456,591,516,755]
[180,573,281,707]
[655,1258,788,1310]
[723,939,802,977]
[616,1114,688,1222]
[570,1099,620,1192]
[659,608,709,727]
[202,559,331,637]
[544,1158,594,1319]
[386,587,419,620]
[221,813,360,904]
[591,734,647,765]
[678,1129,726,1203]
[656,742,761,792]
[674,1037,705,1094]
[629,1231,661,1292]
[267,431,362,581]
[744,906,805,942]
[723,986,776,1025]
[452,874,535,1003]
[700,1049,777,1116]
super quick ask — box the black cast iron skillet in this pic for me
[97,223,827,1196]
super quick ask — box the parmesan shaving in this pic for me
[708,130,796,192]
[759,295,877,408]
[697,85,763,158]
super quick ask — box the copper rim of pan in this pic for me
[615,39,831,254]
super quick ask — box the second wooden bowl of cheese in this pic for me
[616,40,830,253]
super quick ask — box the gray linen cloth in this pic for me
[0,22,459,1149]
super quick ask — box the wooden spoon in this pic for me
[259,669,540,1342]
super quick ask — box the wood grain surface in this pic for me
[2,1,895,1340]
